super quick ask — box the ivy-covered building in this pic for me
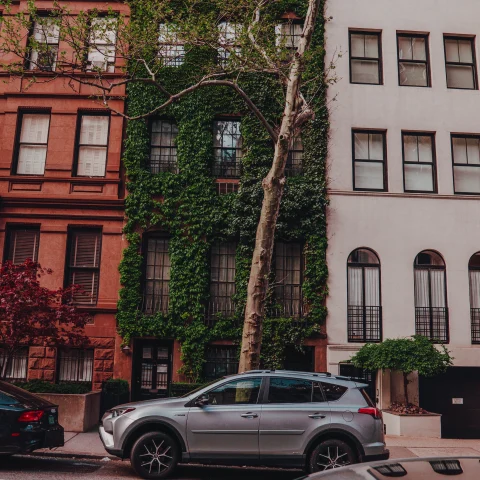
[115,1,330,400]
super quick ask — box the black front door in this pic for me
[132,340,173,401]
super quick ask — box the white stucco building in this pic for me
[325,0,480,437]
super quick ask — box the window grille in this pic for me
[16,113,50,175]
[67,229,102,305]
[143,237,170,314]
[286,135,304,176]
[469,253,480,343]
[217,182,239,194]
[58,349,93,383]
[158,24,185,67]
[149,120,178,173]
[213,120,242,178]
[203,346,238,380]
[5,226,39,264]
[347,248,382,342]
[218,21,241,67]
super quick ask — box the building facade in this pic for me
[0,0,128,391]
[325,0,480,437]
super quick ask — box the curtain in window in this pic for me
[145,238,170,314]
[414,269,446,308]
[18,114,50,175]
[58,350,94,383]
[77,116,109,177]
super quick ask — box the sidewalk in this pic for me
[34,429,480,460]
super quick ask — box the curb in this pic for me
[28,451,119,461]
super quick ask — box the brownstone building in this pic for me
[0,0,128,391]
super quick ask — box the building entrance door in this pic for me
[132,339,173,401]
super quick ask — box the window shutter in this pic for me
[70,231,101,268]
[78,147,107,176]
[7,228,40,264]
[69,270,98,304]
[20,114,50,143]
[80,116,109,146]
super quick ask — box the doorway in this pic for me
[132,339,173,401]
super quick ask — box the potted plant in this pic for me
[351,335,453,437]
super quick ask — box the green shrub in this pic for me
[13,380,91,395]
[102,378,129,395]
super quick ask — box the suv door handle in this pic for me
[240,413,258,418]
[308,413,326,419]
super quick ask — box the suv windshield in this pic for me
[179,379,220,398]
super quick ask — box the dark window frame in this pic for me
[451,133,480,195]
[148,117,179,174]
[86,13,118,73]
[349,30,383,85]
[27,13,60,72]
[397,32,431,88]
[72,110,111,178]
[65,227,103,306]
[352,129,388,192]
[402,131,437,193]
[212,118,242,178]
[203,345,239,381]
[3,224,40,264]
[286,134,304,176]
[12,109,52,176]
[347,248,382,343]
[469,252,480,344]
[56,348,94,384]
[443,35,478,90]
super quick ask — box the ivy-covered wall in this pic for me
[117,0,329,381]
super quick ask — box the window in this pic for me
[444,36,477,89]
[208,242,236,321]
[143,236,170,314]
[87,17,116,72]
[321,382,348,402]
[274,242,303,318]
[58,349,93,383]
[414,251,449,343]
[158,24,185,67]
[268,378,313,404]
[352,130,387,191]
[0,347,28,381]
[347,249,382,342]
[5,226,39,264]
[205,377,261,405]
[149,119,178,173]
[402,133,436,193]
[397,34,430,87]
[66,229,102,305]
[469,253,480,344]
[349,31,382,85]
[203,346,239,380]
[15,113,50,175]
[451,135,480,194]
[75,114,110,177]
[286,135,304,176]
[275,21,303,53]
[218,21,241,67]
[217,182,239,194]
[213,120,242,178]
[29,17,60,71]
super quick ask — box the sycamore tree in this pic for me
[0,0,327,371]
[0,260,90,380]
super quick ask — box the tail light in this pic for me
[18,410,45,422]
[358,407,382,419]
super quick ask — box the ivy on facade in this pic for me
[117,0,329,381]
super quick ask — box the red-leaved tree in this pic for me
[0,259,90,380]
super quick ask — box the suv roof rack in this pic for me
[241,369,332,378]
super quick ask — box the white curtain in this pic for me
[17,114,50,175]
[470,270,480,308]
[78,116,109,176]
[415,269,446,308]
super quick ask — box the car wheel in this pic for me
[130,431,179,479]
[309,439,356,472]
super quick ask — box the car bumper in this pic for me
[9,425,65,454]
[362,449,390,462]
[99,425,123,457]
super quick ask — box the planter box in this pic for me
[37,391,101,433]
[383,411,441,438]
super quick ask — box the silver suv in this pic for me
[99,370,389,479]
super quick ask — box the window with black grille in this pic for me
[0,347,28,381]
[5,226,39,264]
[208,242,236,322]
[57,349,93,383]
[402,132,436,193]
[213,120,242,178]
[414,250,449,343]
[347,248,382,342]
[397,33,430,87]
[444,36,477,90]
[217,182,239,194]
[349,31,382,85]
[451,134,480,194]
[286,135,304,175]
[149,119,178,173]
[469,252,480,344]
[158,24,185,67]
[203,345,239,380]
[273,242,303,318]
[66,229,102,305]
[143,237,170,314]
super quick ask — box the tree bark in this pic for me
[238,0,322,372]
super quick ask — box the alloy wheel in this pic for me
[137,438,173,476]
[316,445,351,470]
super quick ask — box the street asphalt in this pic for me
[0,455,304,480]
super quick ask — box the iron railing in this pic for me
[142,292,169,315]
[285,152,304,176]
[205,300,237,326]
[212,160,241,178]
[471,308,480,344]
[148,154,178,174]
[415,306,449,343]
[347,306,382,343]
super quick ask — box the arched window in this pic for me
[469,253,480,344]
[347,248,382,342]
[414,250,448,343]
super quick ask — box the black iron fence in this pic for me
[471,308,480,344]
[347,306,382,342]
[148,154,178,174]
[415,306,449,343]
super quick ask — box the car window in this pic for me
[0,391,19,405]
[207,378,261,405]
[313,382,326,402]
[321,382,348,401]
[268,377,313,404]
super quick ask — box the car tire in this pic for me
[130,431,179,479]
[309,439,357,473]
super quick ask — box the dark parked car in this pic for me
[0,380,64,456]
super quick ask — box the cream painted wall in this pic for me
[325,0,480,370]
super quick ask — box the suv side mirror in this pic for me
[195,394,209,407]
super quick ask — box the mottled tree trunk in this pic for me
[238,0,322,372]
